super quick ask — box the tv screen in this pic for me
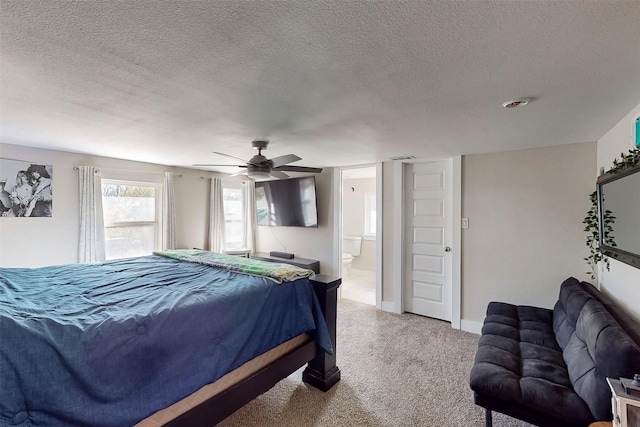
[255,176,318,228]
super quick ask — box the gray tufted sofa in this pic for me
[469,277,640,427]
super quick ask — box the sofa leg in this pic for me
[485,408,493,427]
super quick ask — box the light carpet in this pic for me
[219,298,534,426]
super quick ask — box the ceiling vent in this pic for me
[389,155,416,161]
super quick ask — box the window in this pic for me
[364,192,376,237]
[102,179,162,260]
[222,181,246,250]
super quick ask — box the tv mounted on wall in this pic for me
[597,162,640,269]
[255,176,318,228]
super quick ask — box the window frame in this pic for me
[222,180,247,251]
[364,191,376,239]
[101,177,163,260]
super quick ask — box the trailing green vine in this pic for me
[583,147,639,278]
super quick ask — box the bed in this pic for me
[0,250,341,426]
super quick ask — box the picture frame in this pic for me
[0,158,53,217]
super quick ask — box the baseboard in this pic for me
[381,301,396,313]
[461,319,483,335]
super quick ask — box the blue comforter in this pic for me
[0,256,332,427]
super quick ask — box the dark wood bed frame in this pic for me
[164,274,342,426]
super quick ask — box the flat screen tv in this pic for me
[255,176,318,228]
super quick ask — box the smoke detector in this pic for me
[502,98,532,109]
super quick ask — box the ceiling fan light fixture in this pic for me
[247,167,271,180]
[197,139,320,180]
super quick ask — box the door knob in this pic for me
[444,247,451,252]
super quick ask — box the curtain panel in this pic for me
[163,172,176,250]
[77,166,105,263]
[208,177,226,253]
[243,180,257,253]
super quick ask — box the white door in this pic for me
[403,160,453,321]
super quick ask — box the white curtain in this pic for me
[78,166,105,263]
[208,177,226,253]
[243,180,257,253]
[163,172,176,250]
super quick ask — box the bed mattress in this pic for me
[0,255,331,427]
[137,333,311,426]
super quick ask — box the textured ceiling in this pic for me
[1,1,639,172]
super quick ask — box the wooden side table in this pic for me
[607,378,640,427]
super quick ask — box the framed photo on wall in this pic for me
[0,158,53,217]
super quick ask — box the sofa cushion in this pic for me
[579,281,640,346]
[564,298,640,421]
[470,301,593,425]
[553,277,593,350]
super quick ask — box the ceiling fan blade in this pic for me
[275,165,323,173]
[270,170,290,179]
[230,170,249,177]
[270,154,301,168]
[193,164,244,167]
[211,151,250,163]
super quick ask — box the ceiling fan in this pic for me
[194,139,322,180]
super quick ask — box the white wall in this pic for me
[0,143,222,267]
[596,102,640,321]
[379,145,596,325]
[461,143,596,323]
[0,142,338,277]
[255,169,337,276]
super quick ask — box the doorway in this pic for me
[339,165,381,306]
[391,157,462,328]
[403,160,453,321]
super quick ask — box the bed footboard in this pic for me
[304,274,342,391]
[163,274,341,426]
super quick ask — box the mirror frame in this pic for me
[597,162,640,269]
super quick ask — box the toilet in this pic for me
[342,235,362,278]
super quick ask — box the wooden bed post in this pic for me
[303,274,342,391]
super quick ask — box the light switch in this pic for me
[461,218,469,229]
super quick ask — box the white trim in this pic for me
[375,162,383,310]
[392,161,404,314]
[393,157,461,325]
[381,301,395,313]
[461,319,483,335]
[333,168,342,279]
[451,155,462,329]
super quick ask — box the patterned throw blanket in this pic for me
[153,249,315,284]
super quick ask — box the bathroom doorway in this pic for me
[339,165,380,306]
